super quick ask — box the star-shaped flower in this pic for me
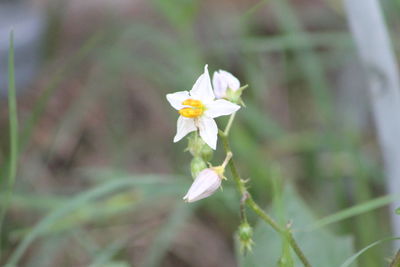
[166,65,240,149]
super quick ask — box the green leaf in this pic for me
[237,185,354,267]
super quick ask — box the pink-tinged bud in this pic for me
[183,168,222,202]
[212,70,240,99]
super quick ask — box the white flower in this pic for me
[212,69,241,99]
[183,168,222,202]
[166,65,240,150]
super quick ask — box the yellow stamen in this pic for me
[179,99,204,118]
[182,99,203,108]
[179,107,203,118]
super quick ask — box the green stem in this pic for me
[224,112,236,136]
[240,193,248,223]
[219,128,311,267]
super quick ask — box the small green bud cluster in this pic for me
[188,133,213,160]
[238,221,254,254]
[187,133,214,179]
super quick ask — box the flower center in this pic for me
[179,99,205,118]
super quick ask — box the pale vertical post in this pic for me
[344,0,400,243]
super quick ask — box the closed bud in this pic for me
[190,156,207,179]
[187,133,213,159]
[183,168,222,202]
[239,222,253,242]
[213,70,240,99]
[212,69,247,105]
[238,222,254,254]
[200,143,213,161]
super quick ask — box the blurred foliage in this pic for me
[0,0,399,266]
[238,186,354,267]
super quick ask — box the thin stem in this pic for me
[240,193,249,222]
[219,131,312,267]
[221,151,232,169]
[248,197,310,267]
[224,112,236,136]
[245,197,282,233]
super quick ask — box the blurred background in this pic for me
[1,0,400,266]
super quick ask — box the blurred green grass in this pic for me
[0,0,399,266]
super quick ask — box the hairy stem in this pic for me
[219,117,311,267]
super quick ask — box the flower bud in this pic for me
[183,168,222,202]
[238,222,254,254]
[187,133,214,161]
[213,70,240,99]
[200,143,213,161]
[190,156,207,179]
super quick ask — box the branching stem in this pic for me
[220,113,311,267]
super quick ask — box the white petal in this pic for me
[212,71,228,99]
[219,70,240,91]
[174,116,197,142]
[205,99,240,118]
[166,91,190,110]
[189,65,215,103]
[198,117,218,150]
[183,169,221,202]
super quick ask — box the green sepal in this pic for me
[226,84,248,105]
[190,156,207,179]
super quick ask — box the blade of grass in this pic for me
[271,0,333,121]
[390,250,400,267]
[240,0,271,21]
[307,194,400,231]
[19,31,104,152]
[0,33,104,244]
[344,0,400,243]
[4,175,180,267]
[339,237,400,267]
[213,32,353,53]
[142,202,195,267]
[89,234,134,267]
[0,31,19,254]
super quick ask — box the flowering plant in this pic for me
[167,65,311,266]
